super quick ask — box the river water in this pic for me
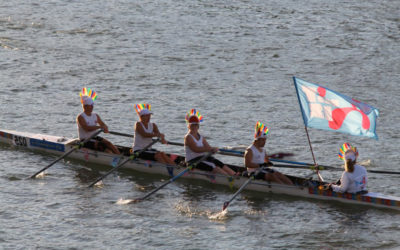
[1,0,399,249]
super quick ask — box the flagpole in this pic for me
[293,77,324,182]
[304,126,317,166]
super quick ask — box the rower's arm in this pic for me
[331,172,350,193]
[244,149,259,169]
[152,124,167,144]
[96,114,109,133]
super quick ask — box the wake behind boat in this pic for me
[1,128,399,211]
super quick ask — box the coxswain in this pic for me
[328,143,368,193]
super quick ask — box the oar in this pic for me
[271,160,400,175]
[271,163,340,171]
[109,131,185,147]
[217,148,292,159]
[88,138,160,187]
[109,131,133,138]
[29,129,103,179]
[108,133,292,160]
[222,172,255,211]
[130,151,214,203]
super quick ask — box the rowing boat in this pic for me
[1,128,399,211]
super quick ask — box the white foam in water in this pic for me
[116,198,134,205]
[94,180,104,187]
[208,209,228,220]
[35,171,46,178]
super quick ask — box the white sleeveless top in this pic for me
[77,112,99,140]
[133,122,154,151]
[246,144,266,172]
[185,133,205,161]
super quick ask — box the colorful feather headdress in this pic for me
[80,87,97,105]
[254,121,269,139]
[185,109,203,124]
[135,103,152,116]
[338,142,358,160]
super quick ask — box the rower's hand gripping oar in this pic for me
[29,129,104,179]
[130,151,214,203]
[222,171,256,211]
[88,138,160,188]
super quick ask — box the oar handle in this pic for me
[29,129,103,179]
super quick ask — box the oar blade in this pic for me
[222,201,230,211]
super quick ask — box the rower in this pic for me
[328,143,368,194]
[131,103,175,165]
[184,109,237,176]
[76,88,120,154]
[244,122,293,185]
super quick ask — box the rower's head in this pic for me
[81,96,94,114]
[338,143,358,161]
[338,143,358,173]
[253,121,268,147]
[80,87,97,114]
[185,109,203,130]
[135,104,152,122]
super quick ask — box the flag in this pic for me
[293,77,379,139]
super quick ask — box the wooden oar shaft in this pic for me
[88,138,160,188]
[29,129,103,179]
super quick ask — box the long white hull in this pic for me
[1,129,399,211]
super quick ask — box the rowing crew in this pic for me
[76,88,367,193]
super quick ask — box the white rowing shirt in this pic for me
[77,112,100,140]
[246,144,266,173]
[185,133,205,161]
[184,133,215,168]
[331,164,368,193]
[133,122,154,151]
